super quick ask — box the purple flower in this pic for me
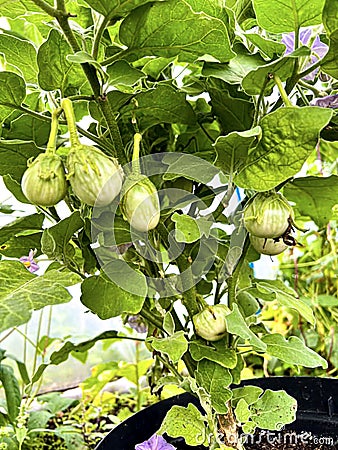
[135,434,176,450]
[127,315,148,334]
[282,29,328,80]
[20,249,39,273]
[311,94,338,109]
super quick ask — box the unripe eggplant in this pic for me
[193,304,230,341]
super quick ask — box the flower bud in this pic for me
[193,304,230,341]
[121,175,160,232]
[66,144,123,207]
[21,153,67,206]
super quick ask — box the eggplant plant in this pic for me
[0,0,337,449]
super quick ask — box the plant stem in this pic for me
[61,98,81,146]
[92,14,113,60]
[45,108,62,154]
[273,74,293,107]
[132,132,142,174]
[226,236,250,310]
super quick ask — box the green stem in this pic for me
[92,15,113,60]
[253,75,270,126]
[61,98,81,146]
[31,0,57,16]
[226,236,250,310]
[45,108,62,154]
[273,74,293,107]
[132,132,142,174]
[297,79,323,97]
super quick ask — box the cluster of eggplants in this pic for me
[243,191,295,255]
[20,100,160,232]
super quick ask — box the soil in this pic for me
[168,430,337,450]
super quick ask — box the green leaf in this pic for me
[252,0,326,33]
[81,271,146,319]
[107,60,146,87]
[235,398,250,423]
[323,0,338,35]
[245,33,286,59]
[0,364,21,424]
[195,359,232,414]
[37,29,86,92]
[31,330,119,384]
[159,403,206,446]
[235,107,333,191]
[315,295,338,307]
[321,30,338,79]
[262,334,328,368]
[0,213,44,258]
[2,114,51,147]
[250,389,297,430]
[215,127,260,175]
[0,71,26,122]
[163,152,220,184]
[129,84,196,131]
[242,57,295,96]
[0,139,40,181]
[202,50,265,85]
[41,211,84,259]
[83,0,164,18]
[247,279,315,325]
[231,385,263,406]
[225,304,266,351]
[283,175,338,227]
[0,33,38,84]
[0,262,81,333]
[149,331,188,363]
[172,213,213,244]
[3,175,29,204]
[190,340,237,369]
[119,0,235,63]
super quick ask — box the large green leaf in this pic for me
[252,0,326,33]
[321,30,338,79]
[323,0,338,35]
[225,304,266,351]
[159,403,206,447]
[284,175,338,228]
[0,213,43,250]
[215,127,260,175]
[129,85,196,130]
[235,107,332,191]
[195,359,232,414]
[0,364,21,424]
[0,33,38,84]
[0,139,41,181]
[249,389,297,430]
[119,0,235,63]
[245,33,286,59]
[149,331,188,363]
[41,212,84,260]
[0,72,26,122]
[190,340,237,369]
[247,279,315,325]
[2,114,51,147]
[0,0,42,18]
[37,29,86,92]
[0,262,81,333]
[81,271,146,319]
[262,334,328,368]
[83,0,164,18]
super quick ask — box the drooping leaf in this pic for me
[262,334,328,368]
[215,127,260,175]
[225,304,266,351]
[284,175,338,227]
[159,403,206,447]
[119,0,235,63]
[0,72,26,122]
[190,340,237,369]
[195,359,232,414]
[172,213,213,244]
[162,152,220,184]
[247,279,315,325]
[81,271,146,319]
[149,331,188,363]
[252,0,326,33]
[0,33,38,84]
[2,114,51,147]
[245,33,286,59]
[0,262,81,333]
[37,29,86,92]
[0,139,40,181]
[235,107,332,191]
[0,364,21,424]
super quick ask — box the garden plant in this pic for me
[0,0,337,449]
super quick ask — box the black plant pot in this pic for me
[95,377,338,450]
